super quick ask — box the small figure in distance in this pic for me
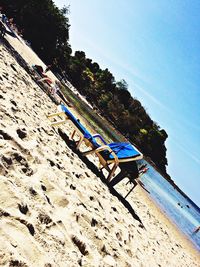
[193,226,200,234]
[45,58,58,73]
[0,20,6,37]
[139,166,149,175]
[45,64,52,73]
[139,163,149,174]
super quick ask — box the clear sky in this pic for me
[54,0,200,207]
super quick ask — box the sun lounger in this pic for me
[47,104,143,181]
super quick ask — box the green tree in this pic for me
[2,0,71,69]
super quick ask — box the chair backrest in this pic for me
[60,104,100,148]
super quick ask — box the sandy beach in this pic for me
[0,35,200,267]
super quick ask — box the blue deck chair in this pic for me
[47,104,143,181]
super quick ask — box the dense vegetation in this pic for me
[1,0,169,175]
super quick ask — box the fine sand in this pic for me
[0,35,200,267]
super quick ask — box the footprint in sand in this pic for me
[0,129,35,176]
[1,151,33,176]
[0,208,35,236]
[0,217,50,265]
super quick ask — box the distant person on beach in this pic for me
[51,81,60,95]
[0,20,6,37]
[139,163,147,170]
[45,64,52,73]
[33,64,44,76]
[0,10,6,37]
[139,166,149,175]
[45,58,58,73]
[193,226,200,234]
[2,13,8,24]
[51,81,71,106]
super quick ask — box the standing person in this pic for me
[45,64,52,73]
[193,226,200,234]
[51,81,60,95]
[0,20,6,37]
[51,81,71,106]
[139,166,149,175]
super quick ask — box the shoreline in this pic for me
[136,185,200,256]
[114,178,200,258]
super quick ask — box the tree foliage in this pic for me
[1,0,71,68]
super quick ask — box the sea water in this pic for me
[140,162,200,251]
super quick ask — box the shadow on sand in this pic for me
[58,128,144,227]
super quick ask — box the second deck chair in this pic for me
[47,104,143,181]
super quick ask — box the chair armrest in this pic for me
[94,145,119,164]
[92,134,107,145]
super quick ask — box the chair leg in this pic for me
[100,163,110,172]
[109,169,127,186]
[71,130,76,139]
[47,111,67,126]
[47,111,65,118]
[82,148,94,156]
[51,119,68,126]
[76,136,84,150]
[124,180,137,199]
[107,164,118,182]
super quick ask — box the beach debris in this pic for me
[91,218,98,227]
[45,194,51,205]
[0,129,12,140]
[9,260,28,267]
[70,184,76,190]
[18,203,28,215]
[1,155,12,166]
[47,159,55,167]
[17,218,35,236]
[16,128,27,139]
[41,184,47,191]
[10,63,17,72]
[0,208,10,217]
[0,162,8,175]
[101,245,110,256]
[29,187,37,196]
[111,206,117,212]
[85,171,90,177]
[38,213,52,225]
[71,235,89,256]
[10,99,17,107]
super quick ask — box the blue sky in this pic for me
[54,0,200,206]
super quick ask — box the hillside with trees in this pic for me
[1,0,169,176]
